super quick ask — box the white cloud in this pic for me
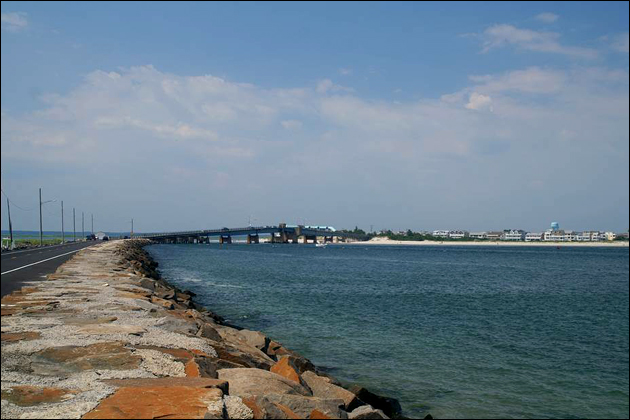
[281,120,303,130]
[465,93,493,111]
[481,24,598,59]
[470,67,567,94]
[1,64,627,231]
[535,13,559,24]
[316,79,354,94]
[1,12,28,32]
[339,68,353,76]
[612,32,629,53]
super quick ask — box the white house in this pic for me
[449,231,469,239]
[503,230,526,241]
[470,232,488,240]
[432,230,450,238]
[525,233,543,242]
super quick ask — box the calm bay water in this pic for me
[147,244,629,419]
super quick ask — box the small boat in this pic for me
[315,243,328,248]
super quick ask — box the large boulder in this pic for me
[218,368,312,397]
[271,358,310,390]
[238,329,271,353]
[264,394,348,419]
[31,342,142,376]
[84,386,224,419]
[348,388,402,419]
[349,406,390,420]
[217,327,276,367]
[214,343,275,371]
[241,396,302,419]
[302,371,363,412]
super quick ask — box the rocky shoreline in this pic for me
[1,240,424,419]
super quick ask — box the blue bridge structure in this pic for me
[135,224,369,244]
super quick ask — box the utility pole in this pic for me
[6,198,13,250]
[61,201,65,245]
[82,212,85,239]
[91,214,94,235]
[131,219,134,238]
[39,188,43,247]
[73,208,76,242]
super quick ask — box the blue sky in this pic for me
[1,1,629,233]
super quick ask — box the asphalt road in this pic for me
[1,241,98,298]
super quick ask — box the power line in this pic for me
[1,189,33,212]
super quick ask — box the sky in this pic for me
[1,1,629,234]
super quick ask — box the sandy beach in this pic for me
[351,237,630,248]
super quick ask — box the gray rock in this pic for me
[349,405,390,420]
[155,317,198,336]
[349,387,402,419]
[218,368,313,397]
[265,394,348,419]
[197,323,223,342]
[238,329,270,353]
[302,371,363,412]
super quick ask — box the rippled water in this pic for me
[147,244,629,419]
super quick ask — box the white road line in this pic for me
[1,250,81,276]
[0,243,74,256]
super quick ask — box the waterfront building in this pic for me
[486,232,504,241]
[525,233,543,242]
[543,230,578,242]
[432,230,450,238]
[576,231,600,242]
[470,232,488,240]
[502,230,526,241]
[449,231,469,239]
[605,232,617,241]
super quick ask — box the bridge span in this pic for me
[135,224,369,244]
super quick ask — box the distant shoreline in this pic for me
[350,238,630,247]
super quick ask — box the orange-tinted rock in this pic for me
[1,308,18,317]
[1,386,77,407]
[271,357,303,385]
[310,410,332,419]
[102,378,229,394]
[185,360,201,378]
[83,386,224,419]
[65,317,118,326]
[274,403,302,419]
[1,331,41,343]
[242,397,265,419]
[151,296,175,310]
[31,342,141,376]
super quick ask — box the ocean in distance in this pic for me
[147,244,629,419]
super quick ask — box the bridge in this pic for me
[135,224,369,244]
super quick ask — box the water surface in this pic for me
[147,244,629,419]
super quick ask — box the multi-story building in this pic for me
[486,232,504,241]
[502,230,526,241]
[432,230,450,238]
[544,230,578,242]
[470,232,488,240]
[449,231,469,239]
[525,233,543,242]
[577,231,600,242]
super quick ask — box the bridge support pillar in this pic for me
[220,235,232,245]
[247,234,260,244]
[325,236,334,244]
